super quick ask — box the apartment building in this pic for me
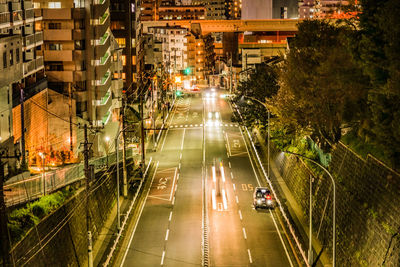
[225,0,241,19]
[0,0,44,169]
[34,0,124,155]
[110,0,136,92]
[148,25,188,74]
[242,0,298,19]
[299,0,351,19]
[158,5,206,20]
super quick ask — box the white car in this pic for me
[253,187,275,209]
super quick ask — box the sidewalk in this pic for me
[252,128,332,267]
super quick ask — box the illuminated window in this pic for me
[113,72,119,79]
[132,38,136,47]
[115,38,126,48]
[122,55,126,66]
[132,55,136,65]
[111,21,125,30]
[121,72,126,80]
[48,2,61,8]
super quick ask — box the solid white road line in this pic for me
[169,211,172,221]
[222,189,228,210]
[238,210,243,220]
[269,210,294,267]
[212,189,217,210]
[247,249,253,264]
[165,229,169,241]
[180,128,186,150]
[242,228,247,239]
[161,251,165,265]
[120,161,159,267]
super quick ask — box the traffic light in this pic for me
[184,68,191,75]
[176,90,182,97]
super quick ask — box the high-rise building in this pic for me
[34,0,124,155]
[242,0,298,19]
[225,0,241,19]
[299,0,352,19]
[0,0,44,168]
[110,0,136,92]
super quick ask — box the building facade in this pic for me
[242,0,298,19]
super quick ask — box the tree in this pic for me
[270,20,368,151]
[357,0,400,168]
[234,63,280,127]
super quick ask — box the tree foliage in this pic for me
[269,20,368,151]
[357,0,400,167]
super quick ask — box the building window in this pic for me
[281,7,288,19]
[48,2,61,8]
[122,55,126,66]
[75,40,85,50]
[16,48,19,63]
[48,23,61,29]
[115,38,126,48]
[132,56,136,65]
[9,50,13,66]
[3,52,6,68]
[110,21,125,30]
[49,43,62,50]
[121,72,126,80]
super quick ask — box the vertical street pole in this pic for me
[0,162,11,267]
[309,174,313,265]
[122,96,128,197]
[140,92,145,173]
[115,137,120,231]
[152,79,156,149]
[20,85,26,168]
[83,125,93,267]
[267,109,270,178]
[68,83,73,152]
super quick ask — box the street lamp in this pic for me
[240,96,271,178]
[38,152,45,195]
[105,136,110,168]
[283,150,336,267]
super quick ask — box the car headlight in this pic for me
[267,200,272,205]
[257,199,262,204]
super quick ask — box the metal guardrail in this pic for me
[4,150,134,207]
[233,102,309,266]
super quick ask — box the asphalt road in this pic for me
[121,88,294,267]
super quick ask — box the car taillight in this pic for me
[266,195,271,200]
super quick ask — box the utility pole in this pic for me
[0,149,21,267]
[139,91,145,171]
[83,125,93,267]
[68,83,73,152]
[121,95,128,197]
[229,52,233,94]
[19,84,26,168]
[151,78,156,149]
[0,162,10,267]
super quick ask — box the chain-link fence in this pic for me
[4,149,136,207]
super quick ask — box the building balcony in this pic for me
[44,50,73,62]
[23,0,32,9]
[33,8,42,20]
[43,8,71,20]
[96,96,112,121]
[0,3,7,13]
[24,8,34,21]
[94,15,109,39]
[72,8,85,19]
[10,2,21,11]
[73,50,85,61]
[73,29,85,40]
[93,0,108,18]
[111,79,123,96]
[73,70,86,81]
[94,73,111,94]
[11,10,23,25]
[23,33,34,47]
[35,31,43,45]
[46,70,73,83]
[44,29,72,41]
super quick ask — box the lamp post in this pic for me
[240,96,270,178]
[105,136,110,168]
[283,150,336,267]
